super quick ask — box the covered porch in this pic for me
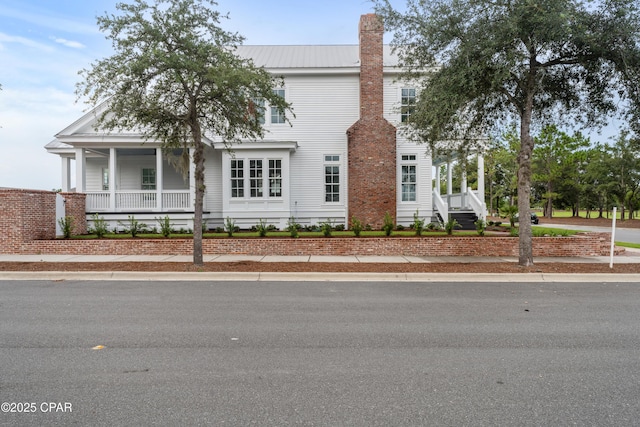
[62,147,196,213]
[432,151,487,228]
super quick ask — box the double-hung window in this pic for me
[271,89,286,124]
[401,88,416,123]
[102,168,109,191]
[269,159,282,197]
[250,160,263,197]
[324,155,341,203]
[231,160,244,198]
[401,155,417,202]
[141,168,156,190]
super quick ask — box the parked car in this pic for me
[514,213,539,224]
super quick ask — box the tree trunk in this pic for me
[517,65,536,267]
[191,121,205,266]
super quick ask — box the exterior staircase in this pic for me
[448,210,478,231]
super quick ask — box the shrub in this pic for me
[255,219,269,237]
[509,227,519,237]
[413,210,425,236]
[156,215,174,238]
[444,218,461,235]
[500,204,519,227]
[224,216,236,237]
[334,224,345,231]
[426,222,441,231]
[351,216,363,237]
[286,217,300,238]
[89,213,108,238]
[382,212,395,236]
[57,216,73,239]
[320,219,333,237]
[474,218,486,236]
[118,215,147,237]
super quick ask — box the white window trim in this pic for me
[323,154,342,204]
[400,154,418,203]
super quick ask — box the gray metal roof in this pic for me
[234,45,399,69]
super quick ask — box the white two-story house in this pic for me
[45,14,486,231]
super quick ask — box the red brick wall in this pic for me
[347,14,397,229]
[61,192,87,235]
[0,189,57,253]
[15,233,612,257]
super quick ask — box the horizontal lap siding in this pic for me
[269,75,359,223]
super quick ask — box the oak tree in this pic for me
[77,0,291,265]
[374,0,640,265]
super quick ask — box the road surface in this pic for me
[1,280,639,426]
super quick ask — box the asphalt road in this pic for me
[538,220,640,244]
[1,280,639,426]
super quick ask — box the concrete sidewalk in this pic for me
[1,248,640,264]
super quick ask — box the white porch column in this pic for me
[477,153,485,213]
[61,157,71,192]
[75,148,86,193]
[109,148,117,211]
[156,148,163,211]
[435,164,441,194]
[461,168,468,209]
[446,161,453,199]
[189,148,196,211]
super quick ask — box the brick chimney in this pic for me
[347,14,397,230]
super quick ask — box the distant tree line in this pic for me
[481,126,640,220]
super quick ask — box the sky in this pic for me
[0,0,623,191]
[0,0,396,191]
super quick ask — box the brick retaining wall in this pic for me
[15,232,611,257]
[1,189,613,258]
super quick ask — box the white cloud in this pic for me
[0,32,54,52]
[51,37,86,49]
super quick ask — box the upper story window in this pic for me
[271,89,286,124]
[401,154,417,202]
[324,155,341,203]
[401,88,416,123]
[250,98,265,125]
[141,168,156,190]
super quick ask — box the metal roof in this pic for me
[234,45,399,69]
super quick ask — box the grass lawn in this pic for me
[534,209,638,220]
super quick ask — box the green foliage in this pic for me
[382,212,395,236]
[320,219,333,237]
[89,213,109,238]
[286,217,300,238]
[57,216,73,239]
[509,227,519,237]
[444,218,461,235]
[374,0,640,266]
[77,0,293,265]
[255,219,269,237]
[224,217,236,237]
[474,218,486,237]
[119,215,147,237]
[413,210,425,236]
[499,204,519,228]
[351,216,363,237]
[155,215,174,238]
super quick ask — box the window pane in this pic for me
[231,160,244,198]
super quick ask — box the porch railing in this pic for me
[432,190,449,223]
[86,191,191,211]
[466,188,486,221]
